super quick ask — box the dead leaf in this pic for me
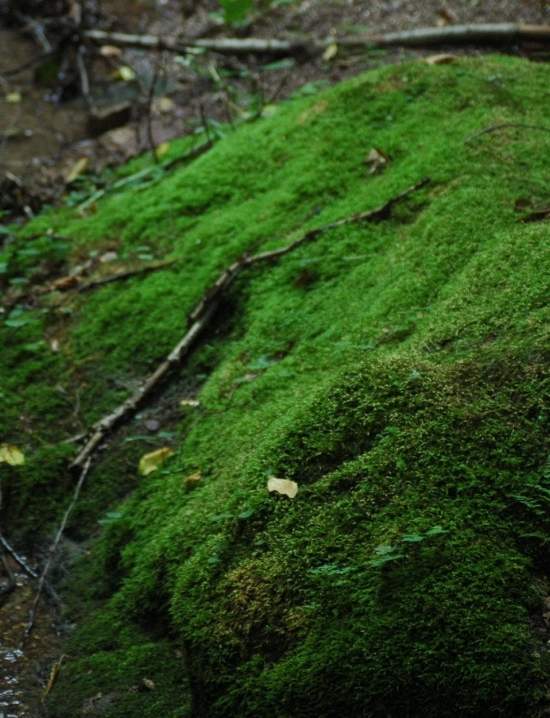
[99,45,122,58]
[267,476,298,499]
[180,398,200,408]
[425,53,457,65]
[365,147,389,175]
[138,447,173,476]
[65,157,89,184]
[323,43,338,61]
[0,444,25,466]
[142,678,155,691]
[43,655,64,699]
[50,339,60,352]
[184,471,202,490]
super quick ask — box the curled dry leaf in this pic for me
[425,53,457,65]
[267,476,298,499]
[0,444,25,466]
[365,147,389,175]
[138,447,173,476]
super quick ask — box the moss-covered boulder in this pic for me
[1,55,549,717]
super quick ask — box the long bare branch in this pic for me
[83,24,550,58]
[71,178,429,471]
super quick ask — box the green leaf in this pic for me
[219,0,252,23]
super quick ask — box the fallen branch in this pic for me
[22,457,91,642]
[83,23,550,58]
[71,178,429,470]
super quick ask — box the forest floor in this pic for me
[1,0,548,215]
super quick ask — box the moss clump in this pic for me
[1,55,549,716]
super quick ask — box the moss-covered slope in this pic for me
[1,56,549,717]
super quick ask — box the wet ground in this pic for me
[0,554,62,718]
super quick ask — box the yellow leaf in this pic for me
[267,476,298,499]
[113,65,136,82]
[138,447,173,476]
[183,471,202,491]
[0,444,25,466]
[6,92,22,104]
[65,157,89,184]
[323,43,338,62]
[155,142,170,160]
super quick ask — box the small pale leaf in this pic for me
[267,476,298,499]
[6,92,22,104]
[323,43,338,62]
[0,444,25,465]
[138,447,173,476]
[65,157,89,184]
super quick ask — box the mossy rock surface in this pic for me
[1,55,549,717]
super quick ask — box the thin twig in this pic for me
[71,178,429,471]
[465,122,550,144]
[76,260,176,293]
[76,46,92,110]
[22,457,92,642]
[0,533,39,579]
[146,52,162,163]
[0,533,62,606]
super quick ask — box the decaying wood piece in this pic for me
[83,24,550,59]
[71,178,429,471]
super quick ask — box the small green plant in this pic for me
[218,0,252,24]
[369,525,448,567]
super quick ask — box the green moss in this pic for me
[1,56,549,716]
